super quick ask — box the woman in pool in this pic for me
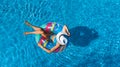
[24,21,70,53]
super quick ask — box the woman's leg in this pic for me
[24,30,44,35]
[62,25,70,36]
[25,21,42,31]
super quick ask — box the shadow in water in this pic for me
[69,26,98,47]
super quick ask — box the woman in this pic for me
[24,21,70,53]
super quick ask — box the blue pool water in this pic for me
[0,0,120,67]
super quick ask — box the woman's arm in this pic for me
[38,44,51,53]
[50,43,60,51]
[63,25,70,36]
[59,45,66,52]
[38,43,60,53]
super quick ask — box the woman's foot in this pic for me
[25,21,32,27]
[24,32,29,35]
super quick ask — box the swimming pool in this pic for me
[0,0,120,67]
